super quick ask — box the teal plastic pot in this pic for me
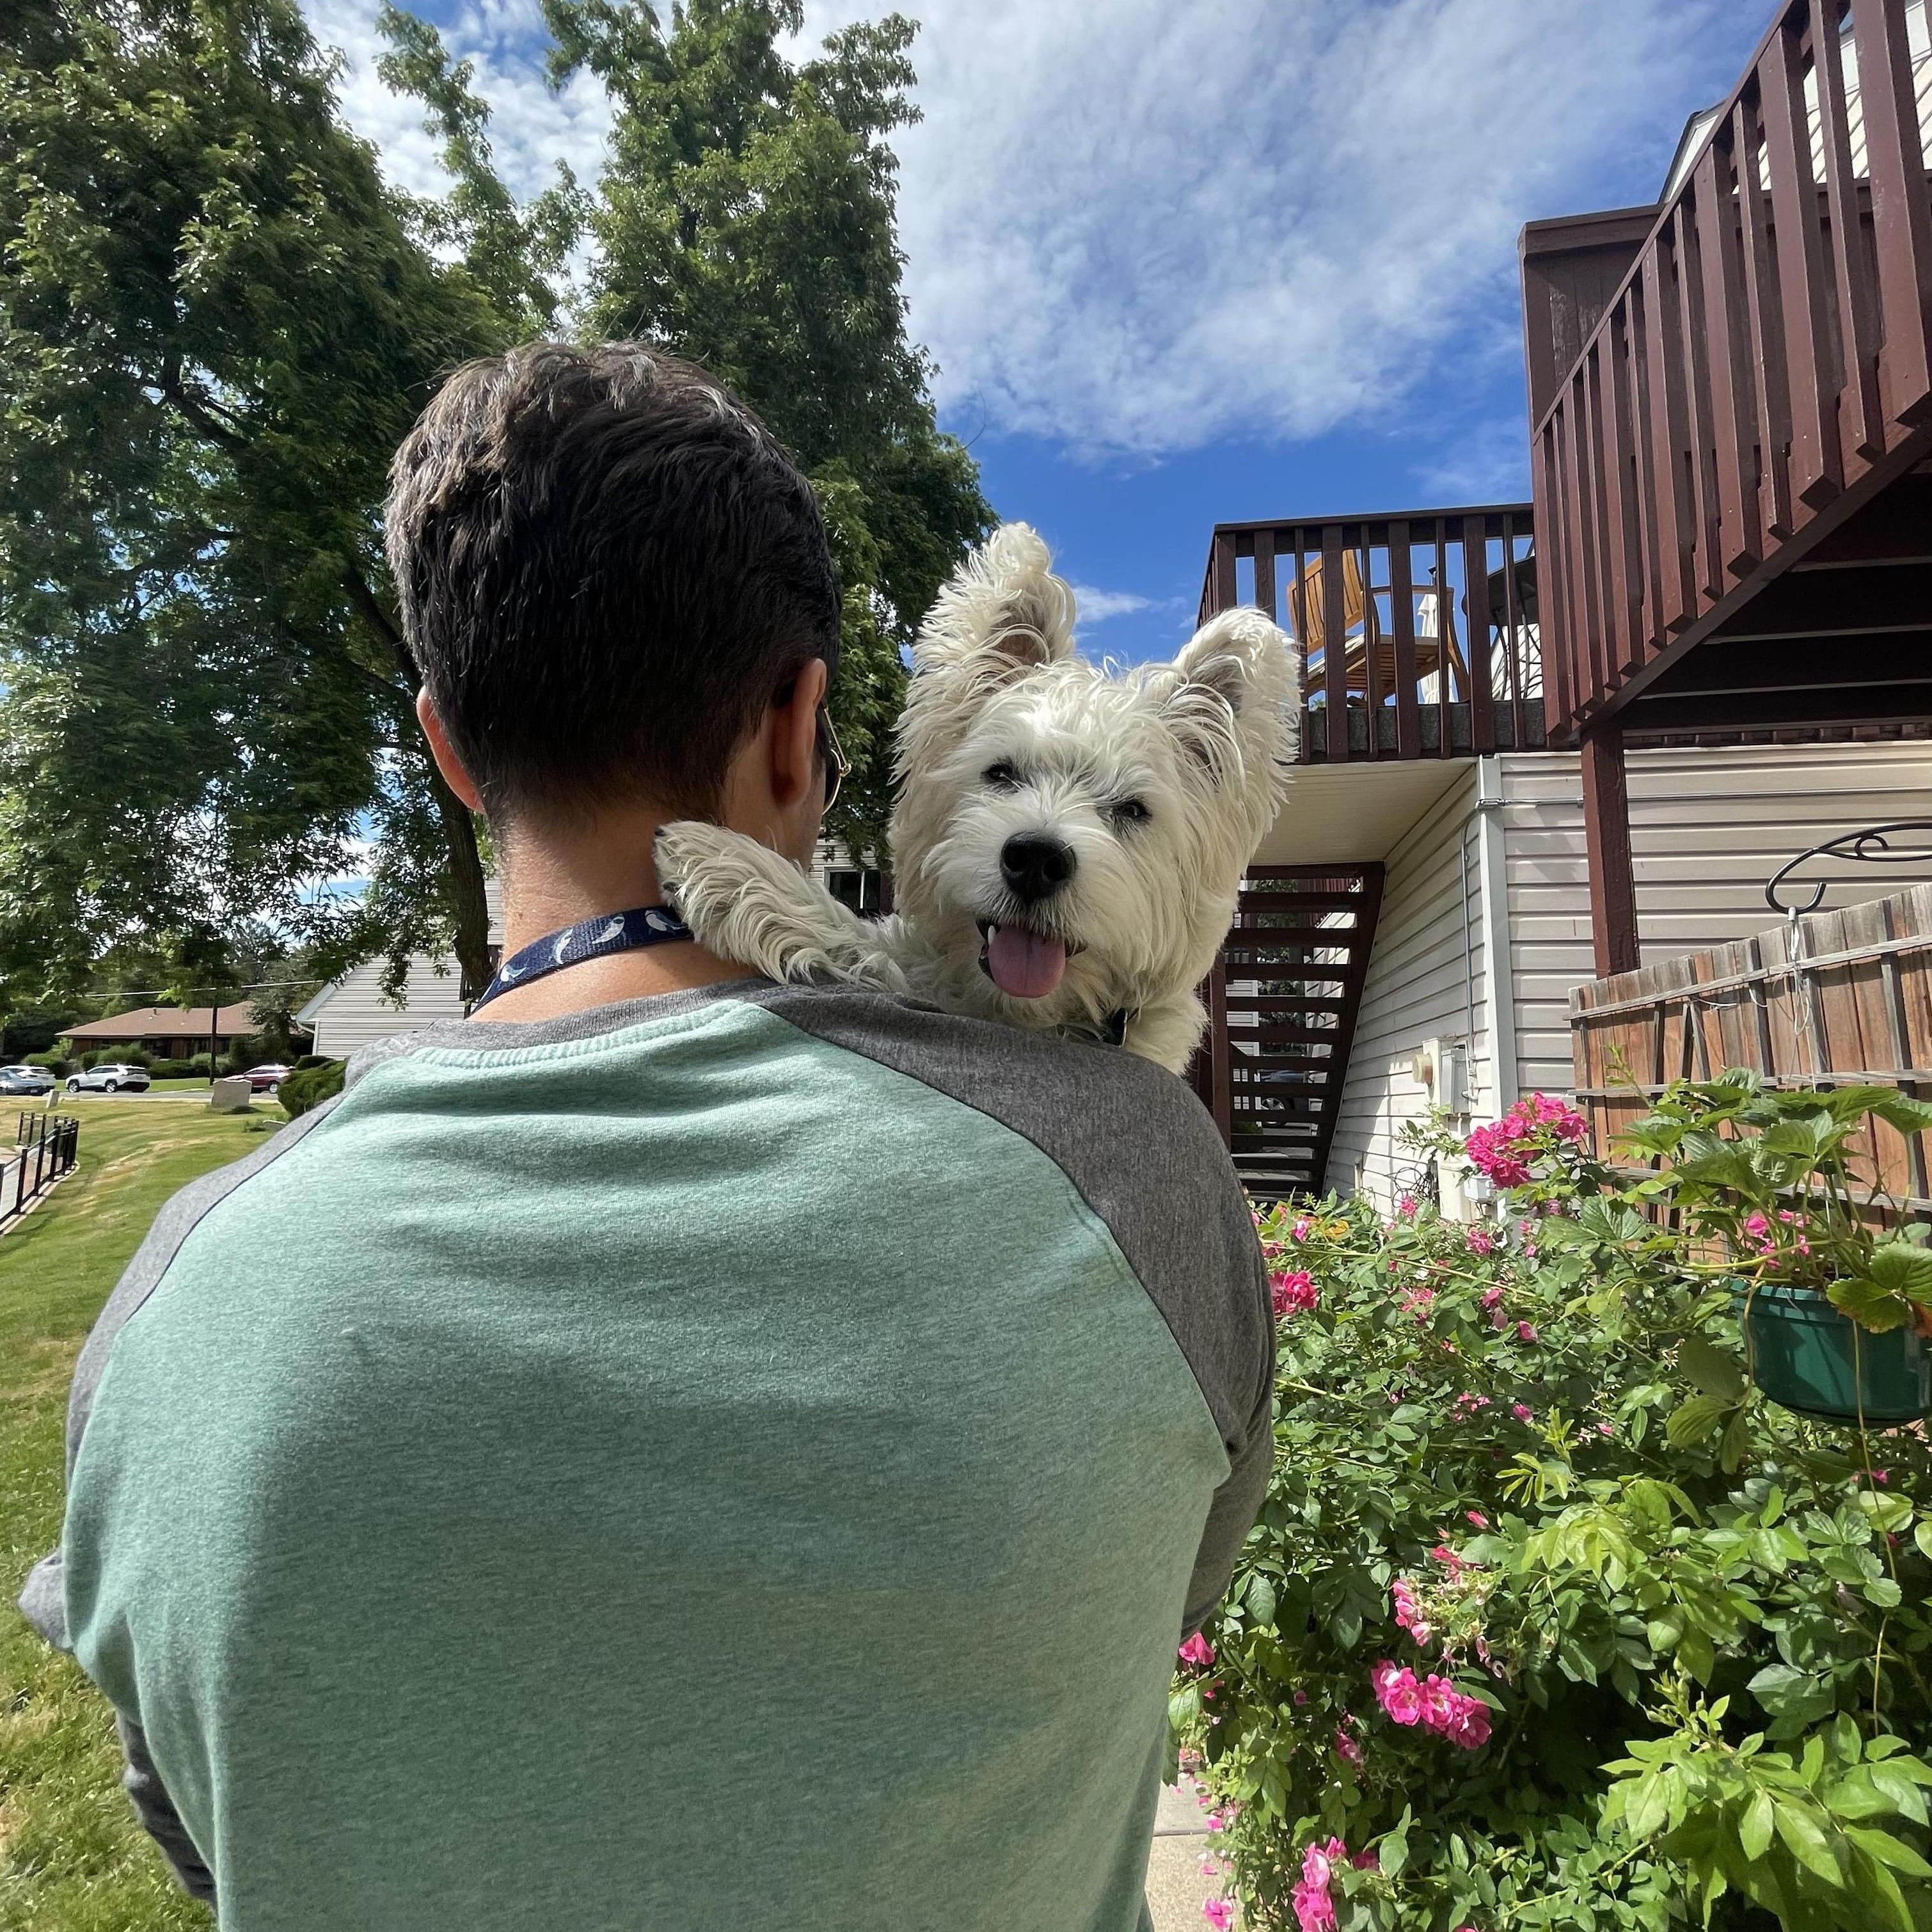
[1734,1282,1931,1425]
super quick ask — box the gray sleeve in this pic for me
[118,1716,218,1905]
[1180,1344,1274,1637]
[15,1093,345,1652]
[757,986,1278,1635]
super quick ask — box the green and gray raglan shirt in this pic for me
[19,979,1274,1932]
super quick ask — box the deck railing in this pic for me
[1535,0,1932,738]
[2,1112,79,1229]
[1198,506,1541,763]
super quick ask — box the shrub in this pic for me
[1178,1091,1932,1932]
[22,1050,72,1072]
[278,1059,344,1118]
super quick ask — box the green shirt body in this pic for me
[22,982,1272,1931]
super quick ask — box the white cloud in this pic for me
[304,0,1740,459]
[1069,583,1156,624]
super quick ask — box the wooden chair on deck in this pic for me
[1288,550,1466,704]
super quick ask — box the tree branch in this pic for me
[156,358,249,453]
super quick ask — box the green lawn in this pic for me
[1,1101,264,1931]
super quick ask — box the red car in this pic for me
[241,1064,293,1093]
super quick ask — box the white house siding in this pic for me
[301,954,468,1058]
[1325,741,1932,1205]
[1498,741,1932,1100]
[1326,766,1489,1207]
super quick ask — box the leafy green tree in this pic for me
[0,0,528,1000]
[546,0,992,849]
[0,0,988,1010]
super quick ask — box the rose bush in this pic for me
[1174,1093,1932,1932]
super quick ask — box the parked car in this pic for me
[65,1063,152,1094]
[0,1065,54,1096]
[240,1063,292,1093]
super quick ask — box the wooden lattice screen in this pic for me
[1570,884,1932,1211]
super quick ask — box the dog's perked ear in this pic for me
[897,524,1076,770]
[1161,608,1299,788]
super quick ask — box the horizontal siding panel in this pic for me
[1500,745,1932,1114]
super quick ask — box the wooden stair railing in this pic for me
[1192,864,1385,1200]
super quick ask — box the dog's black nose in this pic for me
[1001,834,1076,902]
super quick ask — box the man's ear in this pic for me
[1162,609,1298,784]
[897,523,1076,777]
[416,687,487,813]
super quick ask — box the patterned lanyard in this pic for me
[470,905,693,1011]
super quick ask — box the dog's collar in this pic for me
[1098,1008,1131,1047]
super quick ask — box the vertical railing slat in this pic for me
[1389,520,1421,758]
[1848,0,1932,431]
[1812,0,1884,466]
[1643,230,1697,635]
[1761,18,1842,507]
[1737,89,1797,541]
[1694,134,1766,575]
[1610,294,1652,669]
[1361,525,1384,757]
[1674,194,1725,602]
[1321,525,1349,762]
[1464,514,1495,752]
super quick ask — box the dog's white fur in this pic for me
[654,523,1297,1073]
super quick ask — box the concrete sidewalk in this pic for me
[1146,1777,1230,1931]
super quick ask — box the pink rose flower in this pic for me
[1516,1320,1539,1343]
[1467,1510,1489,1528]
[1465,1226,1495,1255]
[1372,1661,1424,1725]
[1397,1192,1419,1217]
[1203,1900,1233,1930]
[1272,1269,1318,1317]
[1292,1878,1337,1932]
[1417,1673,1458,1732]
[1334,1726,1363,1766]
[1480,1287,1505,1310]
[1178,1633,1215,1668]
[1512,1402,1533,1421]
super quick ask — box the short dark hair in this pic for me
[386,341,841,825]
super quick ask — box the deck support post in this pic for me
[1580,725,1640,978]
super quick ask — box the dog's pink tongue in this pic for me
[986,925,1067,999]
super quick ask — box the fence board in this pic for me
[1571,884,1932,1210]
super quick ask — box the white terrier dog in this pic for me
[654,524,1296,1073]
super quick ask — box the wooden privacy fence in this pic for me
[1571,884,1932,1209]
[1533,0,1932,734]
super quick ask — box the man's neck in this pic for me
[469,808,758,1025]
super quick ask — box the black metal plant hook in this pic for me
[1764,821,1932,919]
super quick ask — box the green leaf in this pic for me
[1667,1391,1734,1448]
[1739,1789,1775,1861]
[1246,1573,1278,1627]
[1915,1520,1932,1562]
[1867,1242,1932,1305]
[1678,1332,1746,1401]
[1748,1665,1834,1723]
[1868,1763,1932,1826]
[1844,1826,1932,1878]
[1771,1800,1846,1887]
[1827,1277,1913,1333]
[1866,1091,1932,1136]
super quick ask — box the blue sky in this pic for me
[307,0,1764,665]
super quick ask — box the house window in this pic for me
[826,869,887,917]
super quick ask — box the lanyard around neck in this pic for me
[470,905,693,1012]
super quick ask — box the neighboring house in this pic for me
[297,883,505,1059]
[1190,0,1932,1205]
[61,1003,294,1061]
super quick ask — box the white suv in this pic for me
[65,1063,152,1094]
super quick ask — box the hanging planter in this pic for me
[1734,1281,1931,1425]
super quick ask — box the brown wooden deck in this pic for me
[1197,505,1544,763]
[1532,0,1932,743]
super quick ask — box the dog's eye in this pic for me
[1109,797,1151,827]
[983,762,1021,790]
